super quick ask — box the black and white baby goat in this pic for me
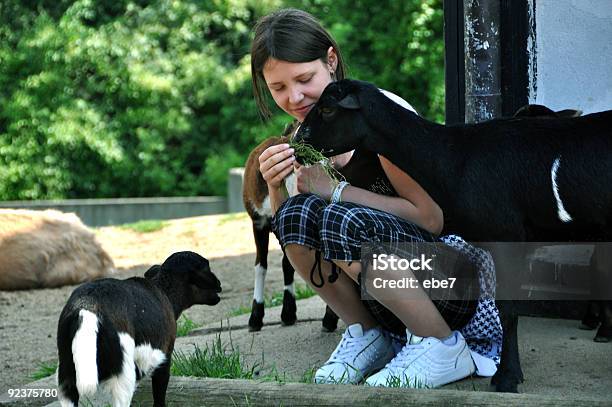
[295,79,612,392]
[243,131,338,332]
[56,251,221,407]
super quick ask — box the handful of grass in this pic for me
[288,139,344,183]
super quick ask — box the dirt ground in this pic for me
[0,212,289,395]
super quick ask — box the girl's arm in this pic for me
[343,156,443,235]
[295,157,443,235]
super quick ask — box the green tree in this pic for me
[0,0,444,200]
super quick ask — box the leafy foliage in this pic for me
[0,0,443,200]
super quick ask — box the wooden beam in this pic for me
[132,377,610,406]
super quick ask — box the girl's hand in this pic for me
[258,144,296,189]
[294,162,337,200]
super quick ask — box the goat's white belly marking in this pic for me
[551,156,572,222]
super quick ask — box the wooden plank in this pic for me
[131,377,610,407]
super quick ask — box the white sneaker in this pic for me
[314,323,395,384]
[365,330,475,388]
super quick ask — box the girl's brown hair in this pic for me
[251,8,347,120]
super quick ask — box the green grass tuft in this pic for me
[176,314,199,337]
[28,361,57,380]
[171,335,257,379]
[300,366,317,384]
[119,219,167,233]
[365,374,429,389]
[228,304,252,317]
[218,212,249,225]
[288,139,344,182]
[228,284,318,317]
[294,284,316,300]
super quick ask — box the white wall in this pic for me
[529,0,612,114]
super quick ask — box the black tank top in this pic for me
[337,147,398,197]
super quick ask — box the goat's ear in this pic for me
[144,265,161,279]
[337,94,360,110]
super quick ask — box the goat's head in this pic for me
[295,79,378,157]
[145,251,222,306]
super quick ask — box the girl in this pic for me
[251,8,501,387]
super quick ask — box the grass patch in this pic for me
[228,304,252,317]
[218,212,249,225]
[294,284,316,300]
[171,335,257,379]
[300,366,317,384]
[228,284,318,317]
[29,361,57,380]
[119,219,167,233]
[255,364,287,383]
[365,374,429,389]
[267,284,317,306]
[176,314,200,337]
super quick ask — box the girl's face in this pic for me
[263,48,337,122]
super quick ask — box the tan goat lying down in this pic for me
[0,209,114,290]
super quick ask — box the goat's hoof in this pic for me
[280,314,297,326]
[494,380,520,393]
[280,291,297,326]
[491,368,523,392]
[321,318,338,332]
[248,300,264,332]
[593,325,612,342]
[321,307,339,332]
[248,325,262,332]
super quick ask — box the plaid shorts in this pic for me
[272,194,479,336]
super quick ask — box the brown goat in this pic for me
[242,127,338,332]
[0,209,114,290]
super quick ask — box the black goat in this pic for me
[243,131,338,332]
[295,79,612,392]
[56,251,221,407]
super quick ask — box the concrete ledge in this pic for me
[0,196,227,227]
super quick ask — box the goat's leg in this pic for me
[321,305,339,332]
[281,250,298,326]
[492,300,523,392]
[151,360,171,407]
[248,218,270,332]
[486,243,525,393]
[595,301,612,342]
[582,246,603,331]
[591,244,612,342]
[108,335,137,407]
[580,301,601,330]
[56,357,79,407]
[56,374,79,407]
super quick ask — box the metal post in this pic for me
[464,0,502,123]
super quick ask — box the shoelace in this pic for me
[327,332,370,364]
[386,342,424,369]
